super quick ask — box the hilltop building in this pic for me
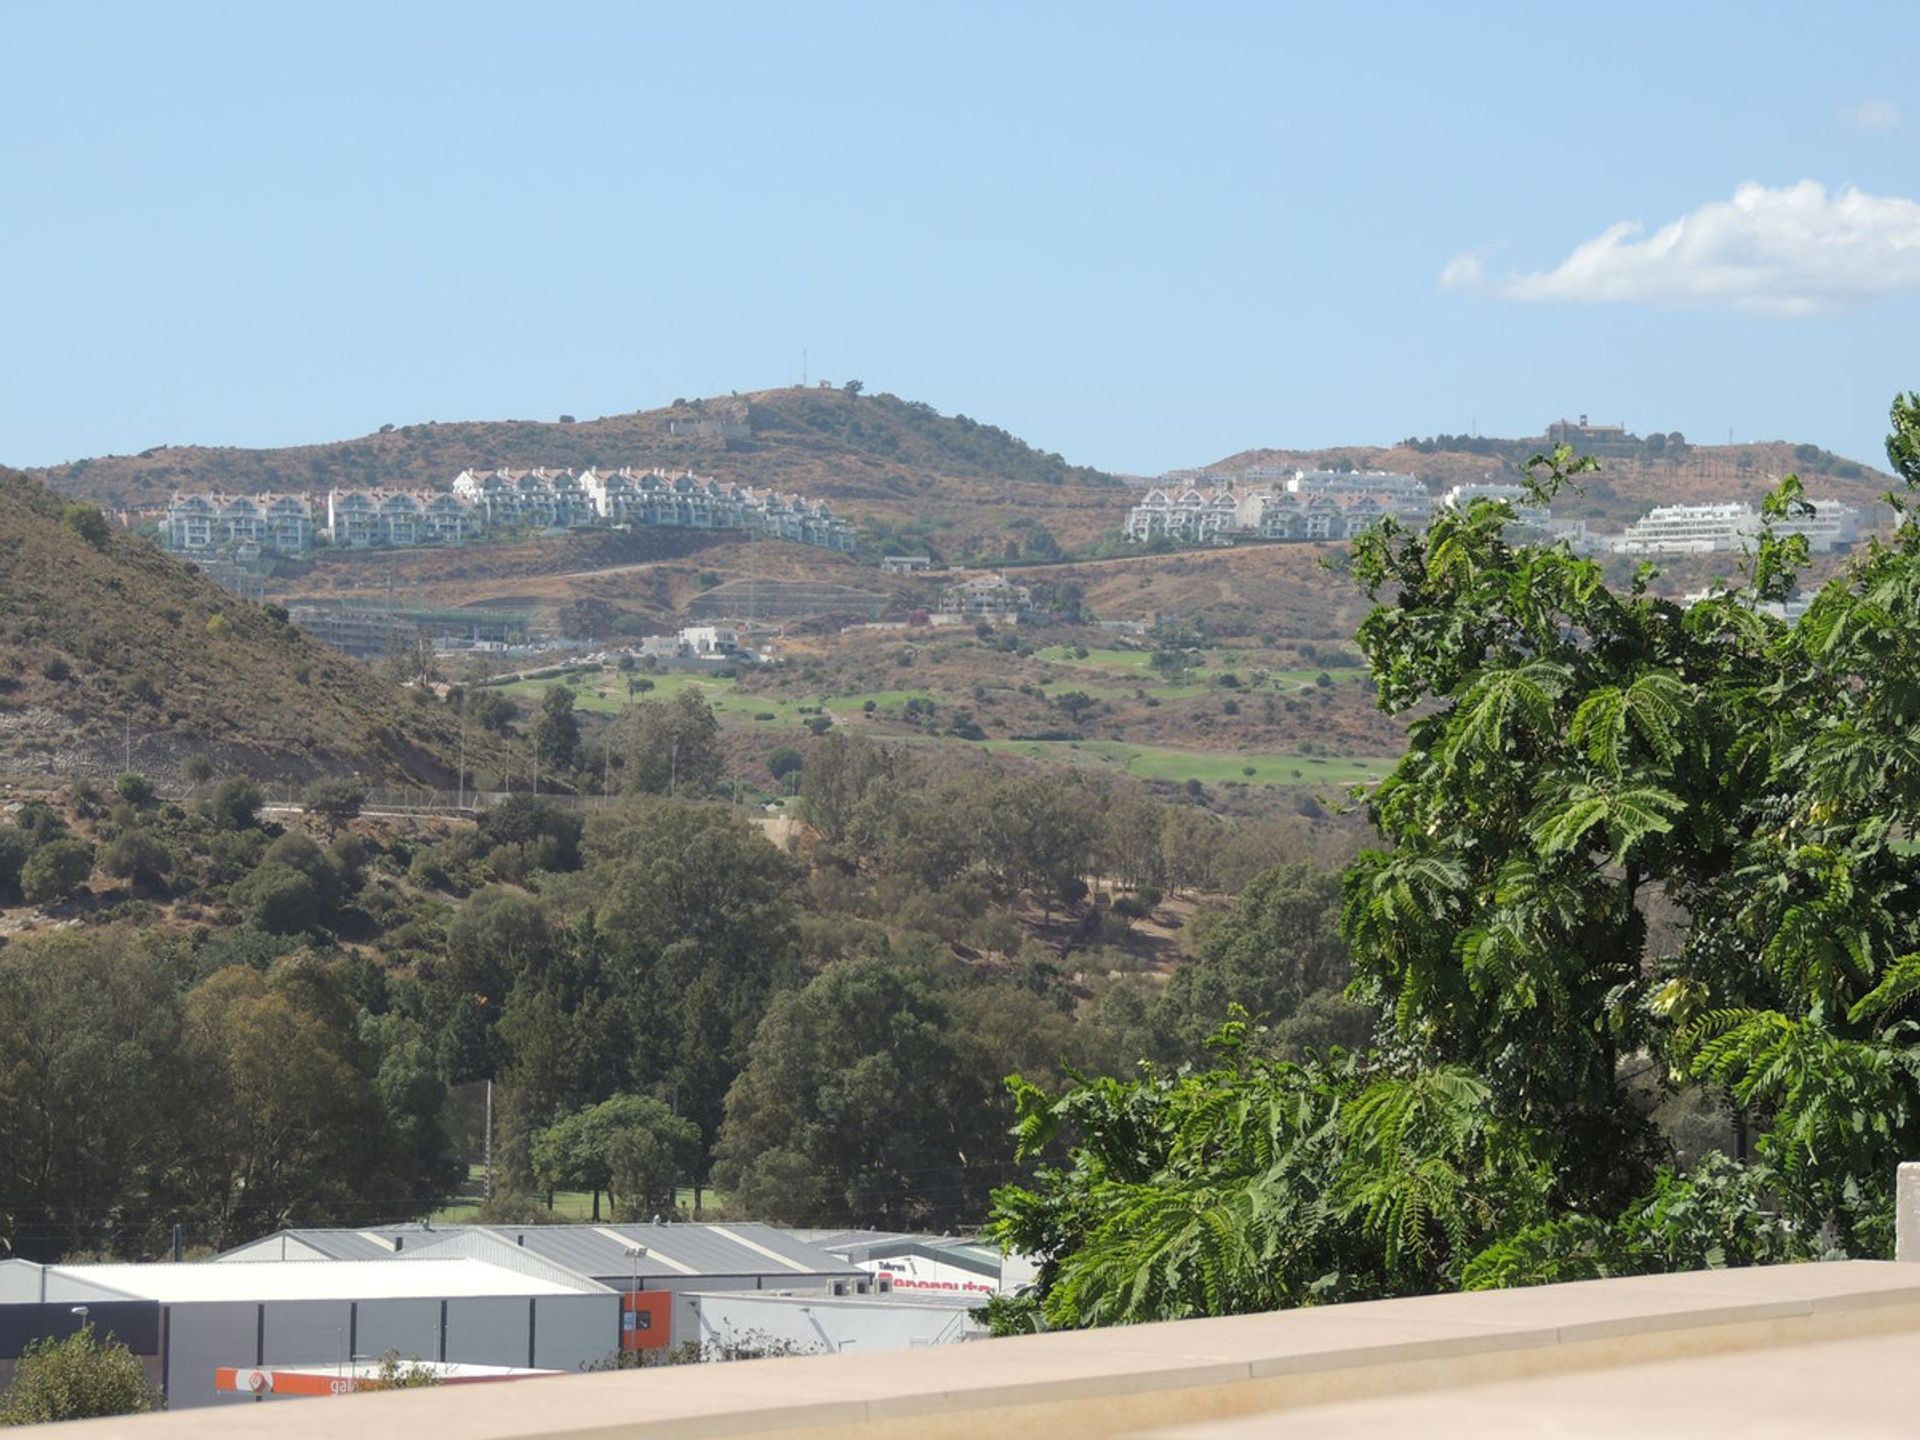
[163,493,314,555]
[880,555,934,574]
[1545,414,1641,457]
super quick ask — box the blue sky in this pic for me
[3,1,1915,474]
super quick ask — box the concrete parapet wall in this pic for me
[17,1261,1920,1439]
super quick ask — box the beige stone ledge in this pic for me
[1130,1326,1920,1439]
[19,1261,1920,1440]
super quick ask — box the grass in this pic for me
[432,1166,710,1223]
[977,738,1393,788]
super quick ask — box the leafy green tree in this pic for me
[20,838,93,905]
[183,753,215,788]
[594,801,802,1152]
[302,778,367,837]
[0,826,30,898]
[0,1325,157,1424]
[234,862,319,935]
[622,691,722,796]
[713,956,1005,1227]
[533,1094,700,1220]
[533,685,581,773]
[0,930,188,1260]
[200,777,263,830]
[99,830,173,893]
[60,501,111,550]
[179,957,392,1246]
[1158,863,1349,1059]
[477,795,584,873]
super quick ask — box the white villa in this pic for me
[937,574,1031,619]
[163,493,315,555]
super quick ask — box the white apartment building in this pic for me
[451,468,596,529]
[164,493,314,555]
[575,468,857,552]
[1126,468,1436,546]
[1124,487,1242,543]
[1609,499,1859,556]
[326,489,481,547]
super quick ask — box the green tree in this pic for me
[713,956,1005,1227]
[0,930,188,1260]
[0,1325,157,1424]
[532,1094,700,1220]
[1158,863,1349,1059]
[622,691,722,796]
[234,862,319,935]
[0,826,30,898]
[533,685,581,773]
[179,957,392,1246]
[113,772,156,807]
[20,838,93,905]
[60,501,111,550]
[99,830,173,893]
[200,777,263,830]
[594,801,802,1152]
[302,778,367,837]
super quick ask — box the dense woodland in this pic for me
[0,713,1362,1261]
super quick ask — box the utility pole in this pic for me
[457,705,468,810]
[123,708,132,773]
[484,1079,494,1201]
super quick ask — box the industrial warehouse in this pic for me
[0,1223,1021,1410]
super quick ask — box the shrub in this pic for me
[766,747,804,782]
[40,655,71,682]
[100,830,172,890]
[0,1325,157,1424]
[184,754,215,786]
[20,839,95,905]
[235,862,319,934]
[60,502,112,550]
[114,772,156,807]
[0,826,29,896]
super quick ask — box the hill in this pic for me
[0,469,514,785]
[1202,436,1897,528]
[32,387,1129,554]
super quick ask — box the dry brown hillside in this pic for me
[0,470,516,785]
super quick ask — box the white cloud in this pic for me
[1441,181,1920,316]
[1847,97,1901,131]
